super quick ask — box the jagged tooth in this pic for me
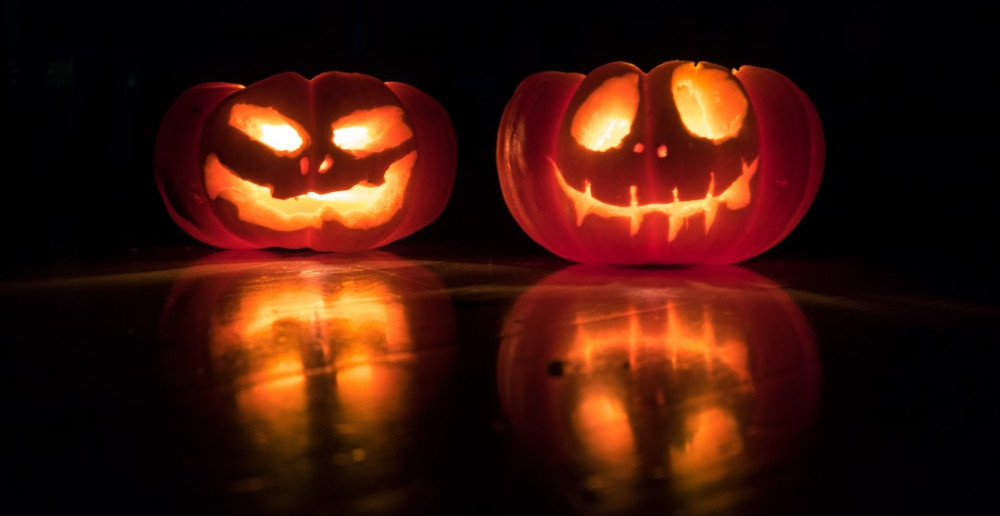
[629,185,641,236]
[724,157,758,210]
[668,214,684,242]
[575,181,592,226]
[704,202,718,234]
[744,156,760,178]
[725,174,751,209]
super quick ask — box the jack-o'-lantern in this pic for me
[159,251,457,513]
[497,61,824,264]
[498,265,821,513]
[155,71,456,251]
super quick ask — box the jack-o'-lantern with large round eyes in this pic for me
[155,71,456,251]
[497,61,824,264]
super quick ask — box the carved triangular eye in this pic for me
[671,63,747,144]
[229,103,309,157]
[571,73,640,152]
[331,106,413,159]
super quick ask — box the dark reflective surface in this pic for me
[4,249,996,514]
[159,251,457,514]
[498,265,821,515]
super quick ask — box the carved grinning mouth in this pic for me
[204,151,415,231]
[552,156,758,242]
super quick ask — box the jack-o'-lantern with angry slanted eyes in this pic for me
[155,71,456,251]
[497,60,824,264]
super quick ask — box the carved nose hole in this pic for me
[318,155,333,173]
[632,143,644,154]
[299,156,309,175]
[657,145,668,158]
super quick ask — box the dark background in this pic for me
[2,1,994,277]
[3,3,997,515]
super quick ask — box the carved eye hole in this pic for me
[229,103,309,157]
[571,73,640,152]
[671,63,748,144]
[331,106,413,159]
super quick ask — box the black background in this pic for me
[3,3,997,514]
[2,1,994,277]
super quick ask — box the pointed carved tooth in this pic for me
[668,214,684,242]
[672,186,680,204]
[744,156,759,179]
[703,171,717,234]
[629,185,642,236]
[723,157,758,210]
[724,174,751,210]
[704,202,718,234]
[630,216,642,236]
[576,181,592,226]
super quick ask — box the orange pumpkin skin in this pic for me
[155,72,456,251]
[497,61,824,264]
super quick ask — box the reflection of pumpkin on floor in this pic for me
[498,60,824,264]
[155,71,456,252]
[498,265,822,511]
[159,252,457,512]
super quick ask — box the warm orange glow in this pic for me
[669,407,743,484]
[573,391,636,465]
[205,276,417,477]
[229,103,308,156]
[671,63,748,144]
[327,287,411,420]
[204,151,415,231]
[209,276,413,394]
[571,73,640,151]
[326,285,411,353]
[566,296,751,486]
[572,301,750,382]
[220,277,409,354]
[656,144,668,158]
[331,106,413,159]
[318,155,333,173]
[551,156,758,240]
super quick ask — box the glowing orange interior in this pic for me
[573,390,636,466]
[229,103,309,156]
[569,299,750,477]
[204,151,416,231]
[671,63,748,143]
[550,156,758,241]
[571,73,640,151]
[331,106,413,159]
[669,407,743,482]
[571,301,749,381]
[210,277,413,462]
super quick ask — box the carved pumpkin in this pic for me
[498,265,821,512]
[497,61,824,264]
[155,72,456,251]
[158,251,457,511]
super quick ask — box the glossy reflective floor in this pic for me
[5,247,995,515]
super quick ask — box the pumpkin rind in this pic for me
[155,72,456,252]
[496,60,824,264]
